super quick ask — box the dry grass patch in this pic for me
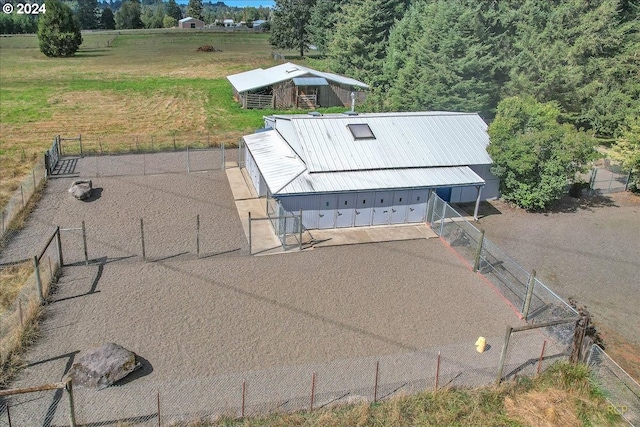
[0,262,33,312]
[505,388,582,427]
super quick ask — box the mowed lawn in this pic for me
[0,30,331,206]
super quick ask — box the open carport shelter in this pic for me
[227,62,369,109]
[241,112,500,231]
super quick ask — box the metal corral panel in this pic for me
[278,166,484,195]
[227,62,368,94]
[243,131,306,194]
[291,112,491,172]
[278,194,321,230]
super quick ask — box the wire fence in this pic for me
[0,331,574,426]
[587,161,634,194]
[588,344,640,426]
[0,228,62,369]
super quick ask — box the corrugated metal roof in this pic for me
[244,112,492,196]
[288,112,492,173]
[292,77,329,86]
[227,62,369,93]
[277,166,485,195]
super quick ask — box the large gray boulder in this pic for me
[66,343,141,390]
[68,179,92,200]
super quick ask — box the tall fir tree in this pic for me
[186,0,203,20]
[115,0,143,29]
[100,7,116,30]
[165,0,182,21]
[37,0,82,57]
[269,0,316,58]
[76,0,99,29]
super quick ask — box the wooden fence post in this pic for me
[570,312,590,363]
[310,372,316,411]
[56,226,64,268]
[140,219,146,261]
[522,270,536,320]
[82,221,89,265]
[496,326,513,384]
[473,230,485,272]
[66,378,77,427]
[34,256,44,304]
[196,214,200,257]
[434,351,441,391]
[537,340,547,375]
[374,361,379,403]
[248,212,252,255]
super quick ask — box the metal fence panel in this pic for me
[588,345,640,426]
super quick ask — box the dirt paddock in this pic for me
[2,152,537,423]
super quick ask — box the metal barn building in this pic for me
[241,112,500,231]
[178,17,205,29]
[227,62,369,109]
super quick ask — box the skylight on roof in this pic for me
[347,124,376,140]
[286,67,300,73]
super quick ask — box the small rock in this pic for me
[66,343,141,390]
[69,179,92,200]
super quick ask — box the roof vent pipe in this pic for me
[350,91,356,112]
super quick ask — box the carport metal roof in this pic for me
[227,62,369,94]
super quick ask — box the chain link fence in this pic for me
[0,333,559,426]
[588,344,640,426]
[587,161,634,194]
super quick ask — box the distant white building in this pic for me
[178,17,204,29]
[223,19,234,27]
[252,19,267,29]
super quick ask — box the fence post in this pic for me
[282,216,287,250]
[56,226,64,267]
[140,219,146,261]
[6,404,10,427]
[32,170,36,190]
[434,351,441,391]
[82,221,89,265]
[196,214,200,257]
[248,212,252,255]
[20,185,25,208]
[496,326,513,384]
[241,379,246,418]
[374,361,379,403]
[157,390,161,427]
[472,230,485,272]
[187,146,191,173]
[34,256,44,303]
[2,211,4,234]
[66,378,77,427]
[79,134,83,158]
[624,170,632,191]
[570,312,590,363]
[299,209,303,251]
[589,168,598,194]
[221,142,226,169]
[18,300,23,327]
[537,340,547,375]
[522,270,536,320]
[310,372,316,411]
[439,199,446,236]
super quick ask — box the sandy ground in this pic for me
[464,193,640,379]
[0,152,547,425]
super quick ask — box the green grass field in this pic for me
[0,30,338,206]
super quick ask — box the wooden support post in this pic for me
[34,256,44,304]
[56,226,64,268]
[537,340,547,375]
[79,134,83,158]
[310,372,316,411]
[82,221,89,265]
[196,214,200,257]
[18,300,23,327]
[434,351,441,391]
[6,404,11,427]
[221,142,225,169]
[473,230,485,272]
[496,326,513,384]
[157,390,160,427]
[570,313,590,363]
[140,219,146,261]
[248,212,252,255]
[242,379,246,418]
[187,146,191,173]
[32,169,36,190]
[522,270,536,320]
[66,378,77,427]
[299,209,303,251]
[374,361,379,403]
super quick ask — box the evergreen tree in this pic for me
[327,0,408,86]
[100,7,116,30]
[307,0,342,53]
[186,0,203,20]
[384,1,501,118]
[269,0,316,58]
[37,0,82,57]
[163,15,177,28]
[76,0,99,29]
[115,0,143,29]
[165,0,182,21]
[611,115,640,189]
